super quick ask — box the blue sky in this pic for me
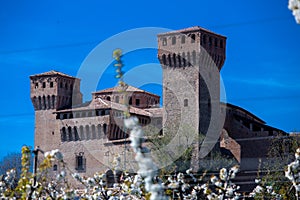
[0,0,299,159]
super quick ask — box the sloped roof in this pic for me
[221,102,265,124]
[93,85,160,97]
[30,70,76,79]
[157,26,226,38]
[55,97,153,117]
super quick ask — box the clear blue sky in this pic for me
[0,0,299,159]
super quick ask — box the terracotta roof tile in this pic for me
[93,85,159,97]
[55,97,153,117]
[30,70,76,79]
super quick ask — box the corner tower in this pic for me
[157,27,226,169]
[30,70,82,151]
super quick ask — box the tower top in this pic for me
[157,26,226,39]
[157,26,227,70]
[30,70,78,79]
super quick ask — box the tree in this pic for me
[258,134,300,199]
[0,152,22,188]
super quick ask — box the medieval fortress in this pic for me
[30,27,284,186]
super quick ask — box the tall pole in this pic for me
[124,128,126,171]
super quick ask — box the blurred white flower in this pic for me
[288,0,300,23]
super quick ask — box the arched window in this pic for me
[129,97,132,105]
[65,83,68,90]
[42,82,46,88]
[162,54,166,65]
[202,35,207,45]
[181,35,185,44]
[192,51,196,65]
[172,36,176,45]
[136,99,140,106]
[75,152,86,172]
[106,96,111,101]
[51,95,55,109]
[182,52,186,67]
[209,37,212,46]
[75,112,80,118]
[162,37,167,46]
[74,127,79,141]
[79,126,84,140]
[85,125,90,140]
[92,125,96,139]
[220,40,224,48]
[68,127,72,141]
[50,82,54,88]
[115,96,119,103]
[97,124,102,139]
[42,96,46,110]
[187,52,191,66]
[33,96,37,109]
[177,54,181,67]
[103,124,107,136]
[173,53,177,67]
[191,34,195,43]
[61,127,67,142]
[47,95,50,109]
[184,99,188,107]
[38,96,42,110]
[168,54,171,66]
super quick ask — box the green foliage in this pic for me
[258,134,300,199]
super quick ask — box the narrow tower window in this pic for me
[202,35,207,45]
[184,99,188,107]
[162,38,167,46]
[220,40,224,48]
[191,34,196,43]
[162,54,166,65]
[136,99,140,106]
[75,152,86,172]
[181,35,185,44]
[172,36,176,45]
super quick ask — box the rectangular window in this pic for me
[162,38,167,46]
[184,99,188,107]
[181,35,185,44]
[191,34,195,43]
[42,82,46,88]
[172,36,176,45]
[75,153,86,172]
[136,99,140,106]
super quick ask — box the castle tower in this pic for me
[157,27,226,170]
[30,70,82,151]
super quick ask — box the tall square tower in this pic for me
[157,27,226,169]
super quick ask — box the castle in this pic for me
[30,26,285,188]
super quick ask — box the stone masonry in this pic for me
[30,26,286,189]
